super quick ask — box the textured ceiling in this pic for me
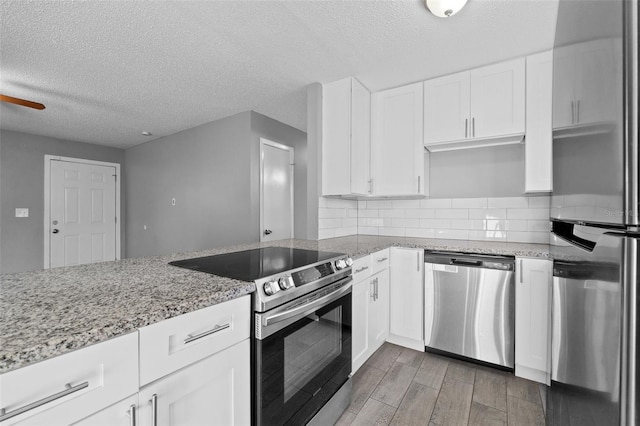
[0,0,558,149]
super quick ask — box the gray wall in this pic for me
[249,111,308,239]
[125,112,254,258]
[429,144,525,198]
[0,130,125,274]
[125,111,309,258]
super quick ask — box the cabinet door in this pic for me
[574,39,620,125]
[424,71,470,144]
[515,257,552,384]
[351,78,371,195]
[72,395,138,426]
[388,248,424,351]
[352,277,372,374]
[525,50,553,193]
[371,82,424,196]
[552,45,576,129]
[138,339,250,426]
[322,78,352,196]
[470,58,525,138]
[369,270,389,351]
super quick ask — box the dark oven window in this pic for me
[256,293,351,426]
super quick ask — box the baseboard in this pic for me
[386,334,424,352]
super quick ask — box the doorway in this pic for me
[44,155,120,268]
[260,139,294,242]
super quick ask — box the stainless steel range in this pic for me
[169,247,354,426]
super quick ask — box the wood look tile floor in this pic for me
[335,343,546,426]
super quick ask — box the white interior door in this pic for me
[261,139,293,242]
[47,157,119,268]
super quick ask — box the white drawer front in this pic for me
[139,295,250,386]
[0,332,138,426]
[372,249,390,274]
[352,255,372,283]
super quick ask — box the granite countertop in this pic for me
[0,235,549,374]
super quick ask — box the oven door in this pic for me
[254,278,352,426]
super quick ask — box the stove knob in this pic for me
[263,281,280,296]
[278,277,294,290]
[345,257,353,267]
[335,259,347,270]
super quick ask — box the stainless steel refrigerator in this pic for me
[548,0,638,425]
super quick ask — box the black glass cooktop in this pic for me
[169,247,345,281]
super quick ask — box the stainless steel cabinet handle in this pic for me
[355,266,369,273]
[576,100,581,123]
[52,229,59,234]
[418,176,421,194]
[0,382,89,422]
[472,117,475,137]
[519,259,524,283]
[376,257,388,262]
[149,394,158,426]
[417,252,420,271]
[370,279,376,301]
[465,118,468,138]
[128,404,137,426]
[374,277,379,301]
[571,101,575,124]
[184,323,230,344]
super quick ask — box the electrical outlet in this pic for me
[171,198,176,206]
[15,208,29,218]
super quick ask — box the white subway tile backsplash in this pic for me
[392,218,420,228]
[379,228,406,237]
[318,228,335,239]
[420,219,452,229]
[405,209,436,219]
[318,218,343,229]
[405,228,435,238]
[335,227,358,237]
[379,209,405,218]
[343,218,358,228]
[436,229,469,240]
[507,208,550,220]
[347,209,358,218]
[488,197,529,208]
[318,208,346,218]
[359,218,384,227]
[420,198,452,209]
[367,200,394,209]
[505,220,528,231]
[528,196,551,208]
[507,232,549,244]
[528,220,551,232]
[486,219,507,231]
[358,226,379,235]
[469,230,507,242]
[436,209,469,219]
[469,208,508,220]
[360,209,379,218]
[392,199,421,209]
[451,198,488,208]
[358,200,367,209]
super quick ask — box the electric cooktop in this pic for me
[168,246,346,282]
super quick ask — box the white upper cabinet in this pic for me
[525,50,553,193]
[423,58,525,151]
[371,82,426,197]
[470,58,525,138]
[322,77,371,196]
[424,71,470,143]
[553,38,621,130]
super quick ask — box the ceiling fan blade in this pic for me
[0,94,46,110]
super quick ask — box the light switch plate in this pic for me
[15,208,29,218]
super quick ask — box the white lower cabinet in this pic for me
[515,257,552,384]
[351,250,389,373]
[388,248,424,351]
[138,339,250,426]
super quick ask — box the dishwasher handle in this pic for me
[450,259,482,267]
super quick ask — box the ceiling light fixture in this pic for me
[142,131,152,136]
[425,0,468,18]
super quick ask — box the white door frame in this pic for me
[259,138,294,242]
[44,155,121,269]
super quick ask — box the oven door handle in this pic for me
[263,278,352,327]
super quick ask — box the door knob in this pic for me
[52,229,59,234]
[264,229,272,235]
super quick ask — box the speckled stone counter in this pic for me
[0,235,548,374]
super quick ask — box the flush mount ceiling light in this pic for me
[426,0,468,18]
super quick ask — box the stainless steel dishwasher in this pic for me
[424,250,515,368]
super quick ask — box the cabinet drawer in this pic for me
[0,332,138,426]
[352,255,372,283]
[139,295,250,386]
[371,249,390,274]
